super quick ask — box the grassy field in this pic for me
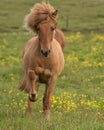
[0,0,104,33]
[0,0,104,130]
[0,32,104,130]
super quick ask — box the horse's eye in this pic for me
[51,27,55,31]
[37,27,40,32]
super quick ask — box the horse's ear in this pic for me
[52,10,58,17]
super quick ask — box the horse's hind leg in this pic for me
[28,69,38,117]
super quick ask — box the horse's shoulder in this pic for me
[27,36,38,44]
[25,36,37,48]
[52,38,62,50]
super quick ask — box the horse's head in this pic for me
[36,21,56,57]
[25,2,58,57]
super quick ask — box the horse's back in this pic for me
[55,29,66,50]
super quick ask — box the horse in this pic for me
[19,2,66,120]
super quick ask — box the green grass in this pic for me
[0,32,104,130]
[0,0,104,129]
[0,0,104,32]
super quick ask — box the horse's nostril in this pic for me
[48,50,50,54]
[40,49,44,54]
[40,49,50,57]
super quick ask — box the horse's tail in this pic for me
[19,72,31,93]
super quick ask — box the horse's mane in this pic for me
[25,2,58,33]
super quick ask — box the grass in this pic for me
[0,32,104,130]
[0,0,104,32]
[0,0,104,129]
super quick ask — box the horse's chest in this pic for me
[38,73,49,84]
[34,66,52,84]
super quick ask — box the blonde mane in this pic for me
[25,2,58,33]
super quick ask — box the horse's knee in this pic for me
[44,69,52,76]
[35,67,44,74]
[28,69,36,80]
[28,69,38,101]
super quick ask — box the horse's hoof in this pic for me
[43,110,50,121]
[29,93,38,102]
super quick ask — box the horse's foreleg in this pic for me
[28,69,38,101]
[28,69,38,117]
[43,76,57,120]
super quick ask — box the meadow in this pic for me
[0,32,104,130]
[0,0,104,33]
[0,0,104,130]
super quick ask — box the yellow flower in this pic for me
[9,90,13,94]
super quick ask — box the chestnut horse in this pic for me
[19,2,66,120]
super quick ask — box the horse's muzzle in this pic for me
[40,49,50,57]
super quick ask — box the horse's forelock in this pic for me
[25,2,58,33]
